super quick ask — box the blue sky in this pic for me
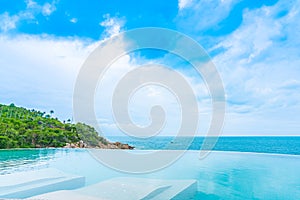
[0,0,299,136]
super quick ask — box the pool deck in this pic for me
[0,168,85,199]
[27,177,197,200]
[0,168,197,199]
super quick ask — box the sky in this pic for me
[0,0,299,136]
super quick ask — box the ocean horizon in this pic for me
[108,136,300,155]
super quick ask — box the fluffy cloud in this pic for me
[0,12,20,32]
[93,51,212,137]
[70,18,78,23]
[0,32,209,137]
[100,14,126,37]
[176,0,238,34]
[212,1,300,134]
[1,0,299,136]
[175,0,300,135]
[213,0,300,105]
[42,2,57,16]
[0,34,99,120]
[0,0,58,32]
[178,0,193,10]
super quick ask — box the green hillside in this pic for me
[0,103,109,149]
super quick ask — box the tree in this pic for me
[0,103,80,149]
[0,103,118,149]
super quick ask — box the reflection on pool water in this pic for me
[0,149,57,175]
[0,149,299,199]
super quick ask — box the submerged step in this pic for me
[0,168,85,199]
[27,177,197,200]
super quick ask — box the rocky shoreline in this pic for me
[64,140,134,150]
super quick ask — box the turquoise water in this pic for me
[0,148,300,199]
[0,149,57,175]
[109,136,300,155]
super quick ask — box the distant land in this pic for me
[0,103,133,149]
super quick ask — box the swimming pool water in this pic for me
[0,149,299,199]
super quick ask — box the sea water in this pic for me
[109,136,300,155]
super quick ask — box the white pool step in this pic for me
[27,177,197,200]
[0,168,85,199]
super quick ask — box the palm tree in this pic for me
[50,110,54,117]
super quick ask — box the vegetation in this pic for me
[75,123,108,146]
[0,103,109,149]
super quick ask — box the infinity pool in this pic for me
[1,149,299,199]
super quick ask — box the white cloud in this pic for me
[175,0,300,135]
[0,0,58,32]
[0,10,36,32]
[92,52,213,137]
[1,0,299,136]
[178,0,193,10]
[70,18,78,23]
[0,27,215,137]
[42,2,56,16]
[26,0,58,17]
[100,14,125,37]
[25,0,38,9]
[0,12,19,32]
[0,34,99,120]
[213,1,300,98]
[176,0,239,33]
[209,0,300,134]
[26,0,38,9]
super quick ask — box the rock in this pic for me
[79,140,84,148]
[121,144,134,150]
[112,142,134,149]
[63,140,134,150]
[64,143,71,148]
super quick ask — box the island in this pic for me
[0,103,134,150]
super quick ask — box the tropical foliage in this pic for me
[0,103,107,149]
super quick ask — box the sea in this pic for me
[108,136,300,155]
